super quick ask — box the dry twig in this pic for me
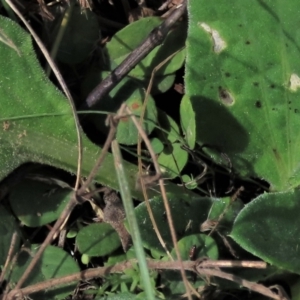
[6,259,277,300]
[84,0,186,108]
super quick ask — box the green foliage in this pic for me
[157,143,188,179]
[9,245,80,300]
[135,193,213,255]
[10,178,72,227]
[231,190,300,274]
[185,3,300,293]
[0,16,103,187]
[0,12,194,299]
[150,137,164,154]
[57,6,99,64]
[76,223,121,256]
[106,16,186,92]
[172,233,218,260]
[156,110,188,178]
[180,95,196,149]
[2,0,300,298]
[186,0,300,191]
[161,234,218,296]
[208,197,244,233]
[0,14,153,200]
[82,74,157,145]
[99,248,162,298]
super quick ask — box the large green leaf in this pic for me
[134,193,213,255]
[185,0,300,191]
[0,15,156,200]
[76,223,121,256]
[9,178,72,227]
[231,190,300,274]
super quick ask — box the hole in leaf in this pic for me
[218,87,234,105]
[198,22,226,53]
[289,73,300,91]
[255,101,262,108]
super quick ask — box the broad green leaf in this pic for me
[10,245,80,300]
[0,205,20,266]
[10,178,72,227]
[135,193,212,255]
[0,15,146,200]
[76,223,121,256]
[231,190,300,274]
[106,16,186,79]
[57,6,100,64]
[155,110,186,178]
[186,0,300,191]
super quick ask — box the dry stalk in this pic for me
[5,259,278,300]
[137,49,184,262]
[124,105,193,300]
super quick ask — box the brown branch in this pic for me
[83,0,187,108]
[195,267,287,300]
[198,259,267,269]
[6,259,272,300]
[0,231,19,284]
[78,111,122,194]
